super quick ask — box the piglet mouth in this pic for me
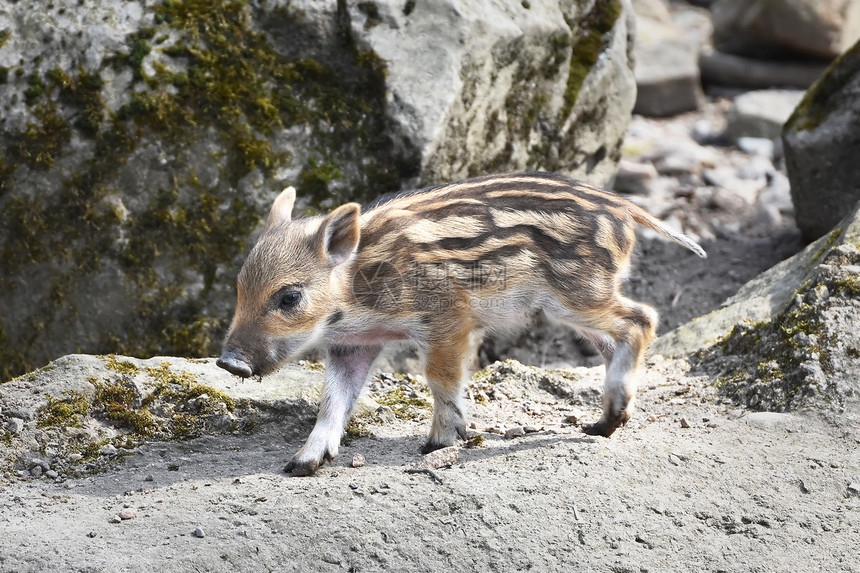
[216,351,254,378]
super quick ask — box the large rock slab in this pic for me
[711,0,860,60]
[357,0,637,184]
[0,0,637,381]
[0,354,373,476]
[651,200,860,359]
[783,40,860,241]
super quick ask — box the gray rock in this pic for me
[634,40,702,117]
[99,444,118,457]
[651,201,860,359]
[0,0,637,382]
[504,426,526,439]
[699,48,829,89]
[613,159,659,195]
[192,527,205,538]
[30,458,51,471]
[419,446,460,470]
[783,42,860,241]
[711,0,860,60]
[0,355,380,476]
[5,408,36,421]
[30,465,43,478]
[7,418,24,436]
[631,0,702,117]
[45,470,59,479]
[725,90,805,142]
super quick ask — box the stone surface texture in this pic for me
[651,200,860,359]
[783,40,860,241]
[0,0,637,381]
[724,89,805,142]
[632,0,705,116]
[711,0,860,60]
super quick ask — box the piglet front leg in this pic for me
[285,344,381,476]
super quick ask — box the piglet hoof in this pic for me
[284,449,336,476]
[583,417,626,438]
[284,456,322,477]
[420,440,450,455]
[583,421,614,438]
[583,409,632,437]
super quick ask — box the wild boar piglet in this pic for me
[217,172,706,476]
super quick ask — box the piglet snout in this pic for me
[217,351,253,378]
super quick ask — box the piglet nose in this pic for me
[216,351,253,378]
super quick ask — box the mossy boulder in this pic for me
[652,201,860,420]
[0,354,370,476]
[651,200,860,359]
[359,0,636,184]
[0,0,635,381]
[783,39,860,241]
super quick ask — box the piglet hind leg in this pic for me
[285,344,381,476]
[580,297,657,438]
[420,331,472,454]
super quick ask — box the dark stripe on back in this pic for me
[361,172,611,213]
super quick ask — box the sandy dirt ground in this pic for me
[2,357,858,573]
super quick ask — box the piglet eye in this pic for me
[279,291,301,311]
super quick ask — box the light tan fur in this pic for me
[217,172,706,476]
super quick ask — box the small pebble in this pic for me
[504,427,525,439]
[193,527,205,538]
[144,474,155,482]
[99,444,118,457]
[118,509,136,520]
[45,470,58,479]
[668,454,682,467]
[349,482,359,490]
[469,422,478,429]
[485,426,504,434]
[523,426,539,434]
[30,458,51,471]
[564,415,580,424]
[7,418,24,436]
[30,466,43,478]
[679,418,691,429]
[351,453,366,468]
[69,454,83,462]
[422,446,460,469]
[110,516,122,524]
[848,483,860,497]
[87,531,97,538]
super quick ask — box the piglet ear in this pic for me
[318,203,361,266]
[266,186,297,229]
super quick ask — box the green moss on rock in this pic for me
[0,0,420,382]
[39,391,90,428]
[785,40,860,133]
[694,254,857,411]
[561,0,621,118]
